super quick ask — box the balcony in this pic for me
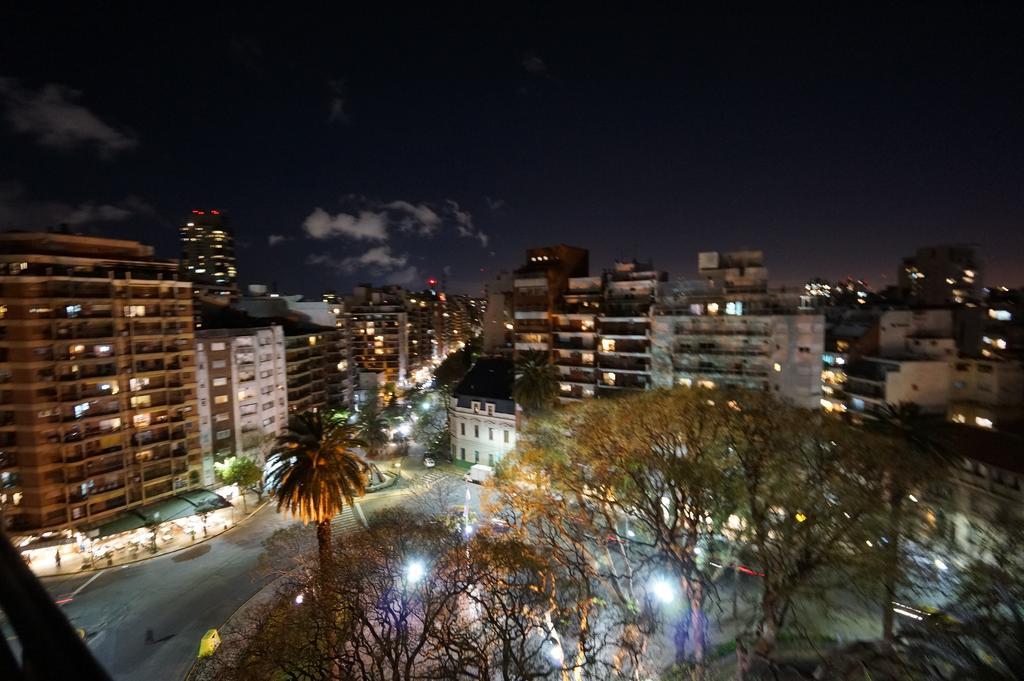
[674,322,772,337]
[676,345,770,357]
[54,325,116,340]
[597,355,650,374]
[555,351,595,368]
[673,361,770,378]
[598,373,649,390]
[552,336,595,351]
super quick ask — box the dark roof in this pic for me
[454,357,514,401]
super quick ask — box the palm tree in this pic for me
[873,402,951,645]
[265,411,368,570]
[513,350,560,417]
[356,392,391,458]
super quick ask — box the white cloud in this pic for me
[353,245,407,269]
[307,246,408,274]
[268,234,289,246]
[522,53,547,75]
[328,79,349,124]
[0,78,138,157]
[484,196,507,212]
[446,199,489,247]
[303,207,388,241]
[385,200,441,236]
[384,265,420,285]
[0,181,144,227]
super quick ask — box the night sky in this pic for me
[2,5,1022,296]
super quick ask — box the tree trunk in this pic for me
[689,578,707,664]
[747,591,784,671]
[316,518,332,573]
[882,491,904,646]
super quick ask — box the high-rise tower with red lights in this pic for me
[179,209,238,298]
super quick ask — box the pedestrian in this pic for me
[54,549,61,568]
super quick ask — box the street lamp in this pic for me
[406,560,426,585]
[650,577,675,604]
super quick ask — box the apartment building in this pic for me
[834,309,958,418]
[482,271,515,356]
[513,245,589,359]
[179,209,238,298]
[948,359,1024,431]
[348,285,409,385]
[650,291,824,410]
[553,275,601,400]
[0,232,201,535]
[449,358,517,466]
[899,244,981,305]
[647,252,823,410]
[595,261,665,395]
[284,330,332,414]
[195,327,288,482]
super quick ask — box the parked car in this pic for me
[423,457,436,468]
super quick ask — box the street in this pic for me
[38,457,477,681]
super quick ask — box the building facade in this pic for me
[0,232,201,535]
[899,244,981,305]
[449,358,517,466]
[179,210,238,297]
[348,286,409,385]
[195,327,288,483]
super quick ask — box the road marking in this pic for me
[72,570,106,597]
[354,503,368,528]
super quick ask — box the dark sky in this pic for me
[2,4,1022,295]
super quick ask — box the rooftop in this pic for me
[454,357,515,401]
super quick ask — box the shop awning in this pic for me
[85,490,232,539]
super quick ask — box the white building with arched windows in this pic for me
[449,358,517,466]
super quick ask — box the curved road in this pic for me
[42,462,477,681]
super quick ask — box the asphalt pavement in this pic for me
[38,453,472,681]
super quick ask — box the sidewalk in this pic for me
[24,490,266,579]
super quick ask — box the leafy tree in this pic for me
[214,455,264,511]
[207,510,565,681]
[412,386,453,459]
[513,350,560,417]
[265,410,368,571]
[433,347,472,390]
[900,519,1024,680]
[724,392,890,676]
[355,390,390,458]
[872,402,952,645]
[503,389,736,669]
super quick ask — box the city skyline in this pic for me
[2,5,1023,295]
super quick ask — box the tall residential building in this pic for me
[482,271,515,356]
[0,232,201,535]
[513,245,590,359]
[180,210,238,298]
[650,284,825,410]
[595,261,665,395]
[899,244,981,305]
[645,251,823,409]
[284,330,334,414]
[347,285,409,385]
[195,327,288,483]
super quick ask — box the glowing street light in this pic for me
[406,560,426,585]
[650,577,675,604]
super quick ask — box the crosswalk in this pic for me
[413,470,457,492]
[330,504,365,539]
